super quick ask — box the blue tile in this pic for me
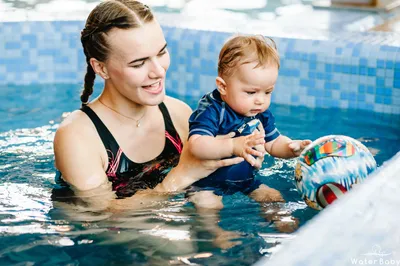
[325,64,332,72]
[5,42,21,49]
[38,72,47,80]
[384,88,392,96]
[342,65,351,74]
[291,95,299,103]
[315,98,324,107]
[376,87,385,95]
[358,84,366,93]
[6,64,37,72]
[193,73,200,88]
[357,94,366,102]
[324,90,332,97]
[54,72,77,80]
[376,78,385,87]
[38,49,58,56]
[335,47,343,55]
[333,83,340,90]
[367,86,375,94]
[281,69,300,77]
[193,42,200,57]
[308,72,317,79]
[54,56,70,64]
[380,45,398,52]
[309,61,317,70]
[352,48,360,57]
[171,79,178,90]
[328,99,340,108]
[394,70,400,79]
[324,82,332,90]
[309,53,317,61]
[340,92,348,100]
[375,95,384,104]
[376,59,385,68]
[384,97,392,105]
[367,68,376,76]
[386,61,394,68]
[311,40,320,46]
[348,92,357,101]
[69,38,78,48]
[395,62,400,70]
[21,34,37,48]
[301,79,316,88]
[359,67,368,76]
[333,64,341,72]
[351,66,358,75]
[394,80,400,89]
[22,50,29,58]
[359,58,368,66]
[315,72,327,80]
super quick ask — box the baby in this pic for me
[188,35,311,209]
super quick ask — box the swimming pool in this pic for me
[0,82,399,265]
[1,0,400,264]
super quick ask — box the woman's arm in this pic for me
[188,133,265,166]
[54,111,109,191]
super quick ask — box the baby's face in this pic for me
[222,61,278,117]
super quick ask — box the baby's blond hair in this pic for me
[218,35,280,78]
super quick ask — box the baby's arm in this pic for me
[265,135,311,159]
[189,133,265,166]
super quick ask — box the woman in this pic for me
[53,0,264,210]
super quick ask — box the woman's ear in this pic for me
[216,76,227,95]
[89,58,109,80]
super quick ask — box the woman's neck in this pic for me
[97,88,148,124]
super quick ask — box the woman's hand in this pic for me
[181,132,245,179]
[156,133,244,192]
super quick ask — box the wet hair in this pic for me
[218,35,280,78]
[80,0,154,106]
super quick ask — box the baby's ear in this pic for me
[216,76,227,95]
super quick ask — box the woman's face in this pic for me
[104,20,170,106]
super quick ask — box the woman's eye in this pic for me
[132,62,145,68]
[158,49,167,56]
[266,91,272,95]
[246,91,255,95]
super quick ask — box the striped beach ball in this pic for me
[294,135,377,210]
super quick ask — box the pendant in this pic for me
[136,121,140,127]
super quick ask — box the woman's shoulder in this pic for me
[163,96,192,142]
[55,108,96,142]
[164,96,192,119]
[164,96,192,111]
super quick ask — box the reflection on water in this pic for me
[0,124,306,265]
[0,93,399,264]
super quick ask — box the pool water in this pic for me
[0,84,399,265]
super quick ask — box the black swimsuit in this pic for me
[80,103,183,198]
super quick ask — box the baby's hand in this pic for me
[232,133,265,166]
[288,139,312,157]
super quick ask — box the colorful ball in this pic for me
[294,135,377,210]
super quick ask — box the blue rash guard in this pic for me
[188,89,280,195]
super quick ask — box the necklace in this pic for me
[98,98,146,127]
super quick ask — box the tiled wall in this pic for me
[1,21,400,115]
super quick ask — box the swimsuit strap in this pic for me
[80,105,119,150]
[158,102,177,133]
